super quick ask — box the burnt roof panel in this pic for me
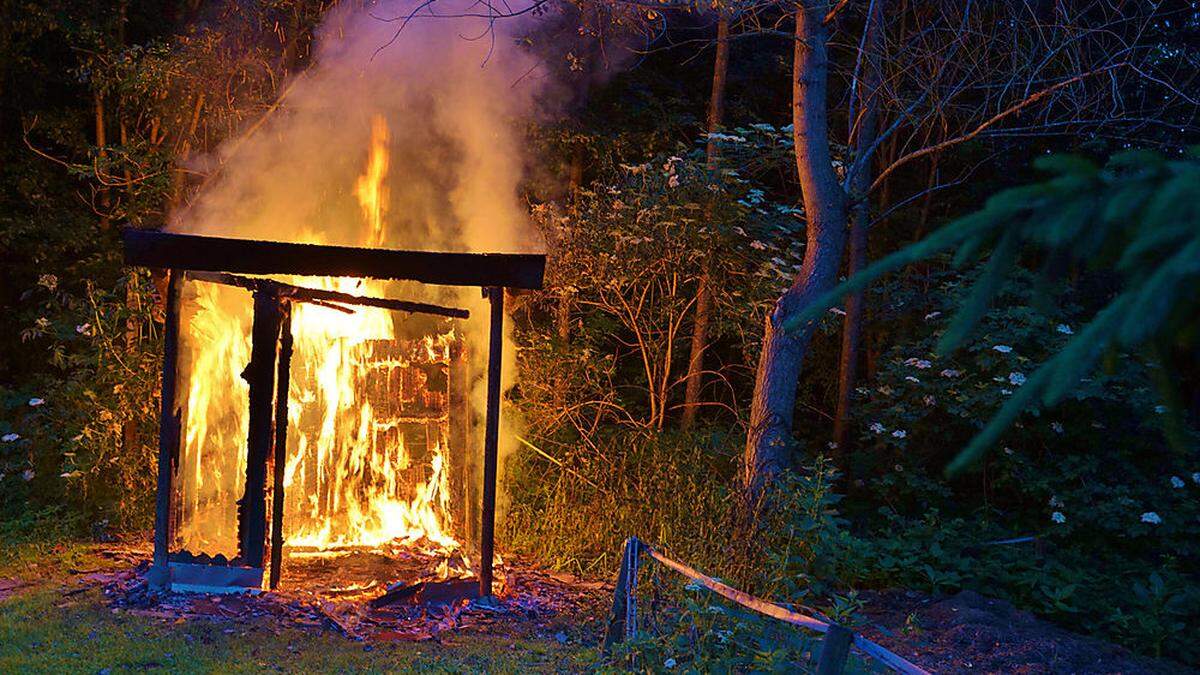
[123,229,546,290]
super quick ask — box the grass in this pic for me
[0,544,594,674]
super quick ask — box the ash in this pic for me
[99,546,609,644]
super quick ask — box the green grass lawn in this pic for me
[0,544,596,674]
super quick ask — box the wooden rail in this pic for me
[604,537,931,675]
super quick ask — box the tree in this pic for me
[744,0,847,494]
[681,8,732,430]
[743,0,1199,496]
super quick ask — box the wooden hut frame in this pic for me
[124,229,545,598]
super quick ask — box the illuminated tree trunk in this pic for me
[834,0,885,457]
[744,2,847,496]
[682,12,731,431]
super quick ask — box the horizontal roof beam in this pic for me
[123,229,546,290]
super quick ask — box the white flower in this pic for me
[1170,476,1185,489]
[904,358,932,369]
[1050,422,1064,434]
[894,464,904,472]
[940,369,962,378]
[992,345,1013,353]
[869,422,885,434]
[1,433,19,442]
[22,470,35,482]
[1056,324,1073,335]
[1140,512,1162,525]
[1051,512,1066,524]
[892,429,907,439]
[1008,372,1026,386]
[28,398,45,407]
[1001,389,1013,395]
[924,311,942,321]
[750,240,767,250]
[905,376,921,383]
[664,658,677,669]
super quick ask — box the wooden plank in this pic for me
[185,270,470,319]
[237,290,281,568]
[269,303,293,590]
[124,229,545,289]
[150,270,183,589]
[478,287,504,597]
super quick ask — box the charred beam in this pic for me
[150,270,183,589]
[269,302,293,590]
[238,289,282,568]
[124,229,545,290]
[185,270,469,319]
[479,287,504,598]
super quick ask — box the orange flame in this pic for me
[173,116,460,560]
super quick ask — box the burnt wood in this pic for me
[124,229,545,289]
[269,303,293,590]
[478,287,504,598]
[238,289,282,568]
[150,270,183,589]
[185,270,470,319]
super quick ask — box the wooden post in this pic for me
[478,287,504,598]
[269,302,292,589]
[150,269,182,589]
[816,624,854,675]
[238,289,281,568]
[603,537,644,651]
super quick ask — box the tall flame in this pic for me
[173,116,459,559]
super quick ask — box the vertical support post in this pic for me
[479,286,504,598]
[269,302,293,590]
[816,624,854,675]
[603,537,644,651]
[238,289,281,568]
[150,269,182,589]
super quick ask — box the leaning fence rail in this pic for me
[603,537,931,675]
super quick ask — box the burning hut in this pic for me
[123,229,544,599]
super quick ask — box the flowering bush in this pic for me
[836,267,1200,661]
[0,268,162,534]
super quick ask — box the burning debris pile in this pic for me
[100,546,609,644]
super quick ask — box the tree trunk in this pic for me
[833,0,885,457]
[743,2,847,496]
[682,12,731,431]
[95,90,110,230]
[557,147,583,344]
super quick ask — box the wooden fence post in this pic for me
[816,624,854,675]
[603,537,643,651]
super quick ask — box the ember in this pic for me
[99,546,608,645]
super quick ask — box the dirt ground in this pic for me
[857,589,1194,674]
